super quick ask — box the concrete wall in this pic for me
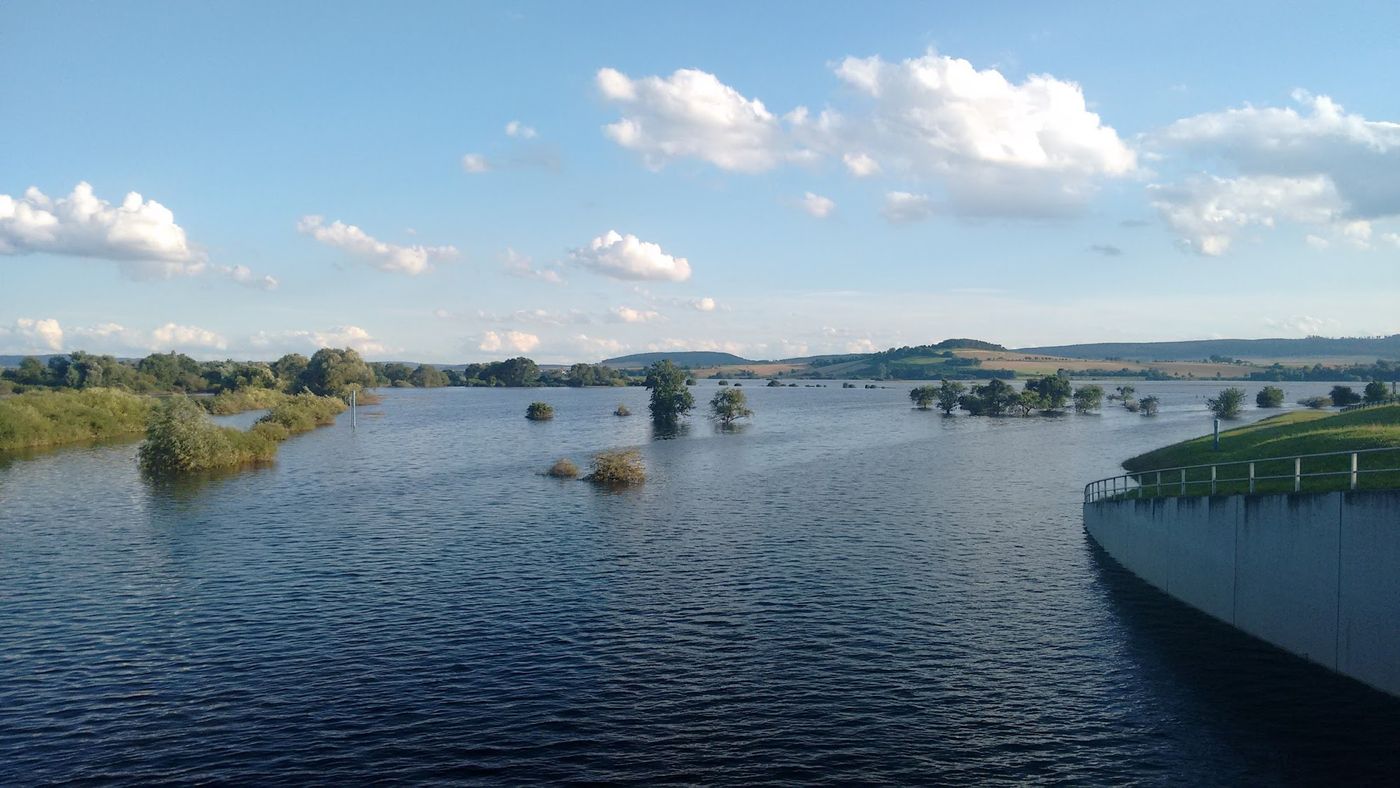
[1084,490,1400,699]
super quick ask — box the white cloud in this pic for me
[461,153,492,173]
[297,216,457,275]
[571,230,692,282]
[882,191,935,223]
[479,330,540,353]
[1262,315,1340,336]
[149,323,228,351]
[801,191,836,218]
[1148,174,1344,255]
[690,296,717,312]
[0,317,64,352]
[1305,234,1330,250]
[0,182,276,286]
[502,247,564,284]
[596,67,792,172]
[646,337,751,355]
[611,306,662,323]
[842,152,881,177]
[505,121,537,139]
[569,334,627,357]
[249,324,388,356]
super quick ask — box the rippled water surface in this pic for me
[3,381,1399,784]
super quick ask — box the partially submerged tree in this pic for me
[1138,395,1160,416]
[525,401,554,421]
[1073,384,1104,413]
[958,379,1019,416]
[710,388,753,427]
[935,380,966,414]
[1207,387,1246,418]
[1364,380,1391,404]
[645,360,694,424]
[1255,385,1285,408]
[1330,385,1362,406]
[1024,375,1072,411]
[909,385,938,410]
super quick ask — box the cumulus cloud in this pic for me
[569,334,627,357]
[826,51,1136,215]
[1149,174,1344,255]
[843,152,881,177]
[1262,315,1340,336]
[596,67,794,172]
[0,182,276,286]
[505,121,537,139]
[249,324,388,356]
[479,329,540,353]
[298,216,457,275]
[571,230,692,282]
[461,154,491,173]
[690,296,717,312]
[502,247,564,284]
[610,306,662,323]
[0,317,64,352]
[882,191,935,223]
[801,192,836,218]
[149,323,228,351]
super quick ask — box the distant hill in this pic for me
[1018,335,1400,362]
[601,351,755,369]
[0,354,62,369]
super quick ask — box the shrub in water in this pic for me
[526,402,554,421]
[139,397,280,474]
[547,458,579,478]
[710,388,753,427]
[1255,386,1285,408]
[1298,395,1332,409]
[586,448,645,486]
[614,404,631,417]
[1207,387,1246,418]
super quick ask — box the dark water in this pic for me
[3,381,1398,784]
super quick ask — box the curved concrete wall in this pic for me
[1084,491,1400,698]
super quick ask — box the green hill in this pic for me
[1021,335,1400,362]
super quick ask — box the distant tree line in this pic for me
[1247,359,1400,382]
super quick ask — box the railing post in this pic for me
[1294,457,1301,493]
[1180,468,1186,496]
[1248,462,1255,494]
[1210,465,1217,495]
[1156,471,1162,497]
[1351,453,1358,491]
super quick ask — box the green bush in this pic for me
[1298,395,1332,409]
[1255,386,1285,408]
[547,458,579,478]
[202,387,287,415]
[1073,384,1104,413]
[0,388,153,451]
[526,401,554,421]
[139,397,280,474]
[909,385,938,410]
[710,388,753,426]
[1207,387,1247,418]
[586,448,645,486]
[257,393,348,434]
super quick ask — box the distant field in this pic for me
[952,349,1256,379]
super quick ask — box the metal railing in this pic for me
[1084,446,1400,504]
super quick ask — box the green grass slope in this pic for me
[1121,404,1400,496]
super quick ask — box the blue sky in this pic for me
[3,1,1399,362]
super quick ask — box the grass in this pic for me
[0,388,154,451]
[1120,404,1400,497]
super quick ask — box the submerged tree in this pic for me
[909,385,938,410]
[935,380,966,414]
[1364,380,1391,404]
[1255,385,1285,408]
[1024,374,1072,411]
[1138,395,1160,416]
[1207,387,1246,418]
[645,360,694,424]
[959,379,1020,416]
[710,388,753,427]
[1073,384,1104,413]
[1330,385,1361,406]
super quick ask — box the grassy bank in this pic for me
[0,388,155,451]
[1122,404,1400,496]
[139,393,347,475]
[201,387,288,415]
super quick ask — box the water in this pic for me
[3,381,1398,784]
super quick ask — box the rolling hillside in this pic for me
[1019,335,1400,362]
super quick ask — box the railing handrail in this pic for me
[1084,445,1400,503]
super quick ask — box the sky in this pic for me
[3,1,1400,363]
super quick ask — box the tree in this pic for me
[1255,385,1285,408]
[1330,385,1362,406]
[1207,387,1246,418]
[1073,384,1104,413]
[272,353,310,390]
[645,360,694,423]
[1013,389,1041,416]
[935,380,965,414]
[1114,384,1136,401]
[909,385,938,410]
[958,379,1019,416]
[299,348,375,397]
[1363,380,1391,405]
[1025,375,1072,411]
[1139,395,1160,416]
[490,357,541,387]
[409,364,449,388]
[710,388,753,427]
[525,401,554,421]
[14,356,48,386]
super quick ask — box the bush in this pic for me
[547,458,579,478]
[1073,384,1104,413]
[258,392,348,434]
[1298,395,1332,409]
[1330,385,1362,406]
[717,380,729,386]
[0,388,154,451]
[1255,386,1285,408]
[614,404,631,417]
[139,397,279,474]
[1207,387,1247,418]
[909,385,938,410]
[1364,380,1392,405]
[710,388,753,426]
[586,448,645,486]
[202,387,287,415]
[526,402,554,421]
